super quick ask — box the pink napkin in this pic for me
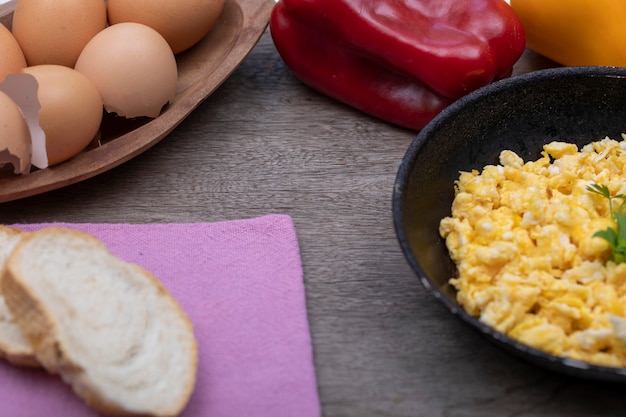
[6,214,321,417]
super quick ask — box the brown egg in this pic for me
[75,23,177,119]
[0,24,27,83]
[107,0,225,54]
[0,90,31,174]
[12,0,107,67]
[22,65,103,166]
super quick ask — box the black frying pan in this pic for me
[393,66,626,382]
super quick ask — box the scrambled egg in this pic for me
[439,136,626,367]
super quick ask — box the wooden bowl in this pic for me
[0,0,275,202]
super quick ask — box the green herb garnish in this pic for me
[587,183,626,263]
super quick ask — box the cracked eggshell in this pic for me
[74,22,178,119]
[0,73,47,170]
[22,65,103,166]
[0,90,31,175]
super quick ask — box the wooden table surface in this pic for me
[4,30,626,417]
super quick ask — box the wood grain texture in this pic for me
[3,32,626,417]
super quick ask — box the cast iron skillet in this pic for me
[393,66,626,382]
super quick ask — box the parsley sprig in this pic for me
[587,183,626,263]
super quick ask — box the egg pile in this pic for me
[440,137,626,367]
[0,0,224,174]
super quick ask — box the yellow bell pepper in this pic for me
[510,0,626,67]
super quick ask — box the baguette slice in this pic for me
[2,227,198,417]
[0,226,37,366]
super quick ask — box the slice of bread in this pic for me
[2,227,198,417]
[0,225,37,366]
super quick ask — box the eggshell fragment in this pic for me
[11,0,107,67]
[0,90,31,175]
[107,0,226,54]
[22,65,103,166]
[74,23,178,119]
[0,74,47,170]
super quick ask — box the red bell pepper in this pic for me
[270,0,526,130]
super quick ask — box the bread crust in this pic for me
[3,227,198,417]
[0,225,38,367]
